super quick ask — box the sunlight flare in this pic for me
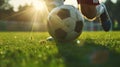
[32,0,45,11]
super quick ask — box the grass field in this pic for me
[0,31,120,67]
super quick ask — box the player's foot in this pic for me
[100,4,112,32]
[46,36,54,41]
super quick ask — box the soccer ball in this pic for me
[47,5,84,42]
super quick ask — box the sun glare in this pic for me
[32,0,45,11]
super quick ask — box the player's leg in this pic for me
[77,0,111,31]
[77,0,100,21]
[96,3,112,31]
[80,4,97,20]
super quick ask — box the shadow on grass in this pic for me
[56,38,120,67]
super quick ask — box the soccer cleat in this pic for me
[46,36,54,41]
[100,4,112,32]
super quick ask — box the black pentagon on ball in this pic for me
[74,21,83,33]
[55,28,67,39]
[57,9,70,20]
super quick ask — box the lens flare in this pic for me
[32,0,45,11]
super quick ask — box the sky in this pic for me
[8,0,117,12]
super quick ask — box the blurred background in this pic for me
[0,0,120,31]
